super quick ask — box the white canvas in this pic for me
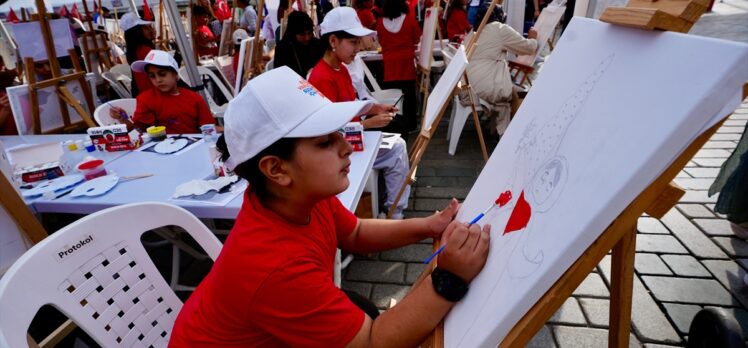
[504,0,525,34]
[513,0,566,66]
[418,7,439,71]
[444,18,748,347]
[234,37,253,93]
[422,45,468,132]
[8,19,74,62]
[7,73,97,135]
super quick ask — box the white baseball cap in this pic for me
[120,12,153,32]
[224,66,374,170]
[131,50,179,73]
[232,29,250,45]
[320,7,375,37]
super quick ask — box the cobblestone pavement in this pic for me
[342,4,748,346]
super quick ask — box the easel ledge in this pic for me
[413,1,739,346]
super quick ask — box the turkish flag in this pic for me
[59,5,69,17]
[7,8,19,23]
[71,4,82,20]
[142,0,154,21]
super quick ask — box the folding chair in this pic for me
[109,64,132,80]
[101,71,133,99]
[93,98,136,126]
[178,66,233,117]
[0,202,223,347]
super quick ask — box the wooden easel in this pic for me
[23,0,96,134]
[238,0,266,87]
[154,0,173,51]
[79,0,115,73]
[415,1,731,346]
[386,45,471,218]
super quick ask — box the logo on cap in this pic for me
[146,51,156,60]
[298,80,326,99]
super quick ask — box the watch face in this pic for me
[433,268,468,302]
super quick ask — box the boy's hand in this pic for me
[362,113,394,129]
[528,27,538,40]
[437,221,490,282]
[109,106,127,121]
[426,198,460,239]
[369,103,398,115]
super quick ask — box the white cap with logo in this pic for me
[120,12,153,32]
[223,66,374,170]
[320,7,375,37]
[232,29,250,45]
[130,50,179,73]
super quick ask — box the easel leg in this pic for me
[609,224,636,348]
[57,86,96,128]
[462,74,489,162]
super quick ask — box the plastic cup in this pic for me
[147,126,167,142]
[77,159,107,180]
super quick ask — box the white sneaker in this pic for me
[377,212,387,219]
[391,212,404,220]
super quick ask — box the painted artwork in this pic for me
[444,18,748,347]
[418,8,439,71]
[6,74,97,135]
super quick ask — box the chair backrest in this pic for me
[93,98,137,126]
[109,64,132,79]
[0,202,223,347]
[361,60,382,93]
[101,72,132,99]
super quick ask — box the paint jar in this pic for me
[77,159,107,180]
[147,126,167,142]
[84,140,96,153]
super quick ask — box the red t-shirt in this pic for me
[132,87,214,134]
[0,92,18,135]
[197,25,219,57]
[170,191,364,347]
[308,60,361,121]
[376,14,421,82]
[446,8,471,42]
[133,45,154,95]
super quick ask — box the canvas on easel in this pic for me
[386,45,469,217]
[7,19,74,62]
[508,0,566,86]
[438,17,748,347]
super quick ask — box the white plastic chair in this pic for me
[102,71,133,99]
[179,66,233,117]
[361,62,404,111]
[0,202,223,347]
[442,45,491,155]
[109,63,132,79]
[93,98,137,126]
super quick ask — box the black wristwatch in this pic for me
[431,267,469,302]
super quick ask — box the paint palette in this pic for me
[153,138,189,154]
[70,175,120,197]
[21,174,85,198]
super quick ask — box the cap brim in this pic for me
[344,27,376,37]
[286,100,374,138]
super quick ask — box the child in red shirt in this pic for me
[446,0,472,42]
[110,50,214,134]
[169,66,490,347]
[376,0,421,132]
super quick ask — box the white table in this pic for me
[2,132,382,218]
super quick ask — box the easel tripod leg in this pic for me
[609,224,637,347]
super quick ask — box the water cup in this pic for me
[200,124,217,142]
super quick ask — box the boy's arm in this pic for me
[346,221,491,348]
[339,199,459,254]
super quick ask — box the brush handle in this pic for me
[423,244,446,264]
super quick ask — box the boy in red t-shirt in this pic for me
[110,50,214,134]
[169,66,491,347]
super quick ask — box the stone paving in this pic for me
[342,4,748,346]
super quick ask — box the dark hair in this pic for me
[321,30,357,50]
[282,11,314,42]
[125,26,155,67]
[192,5,211,17]
[237,0,249,5]
[381,0,408,19]
[473,4,506,31]
[216,134,299,200]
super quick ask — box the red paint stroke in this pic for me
[504,191,532,235]
[496,190,512,207]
